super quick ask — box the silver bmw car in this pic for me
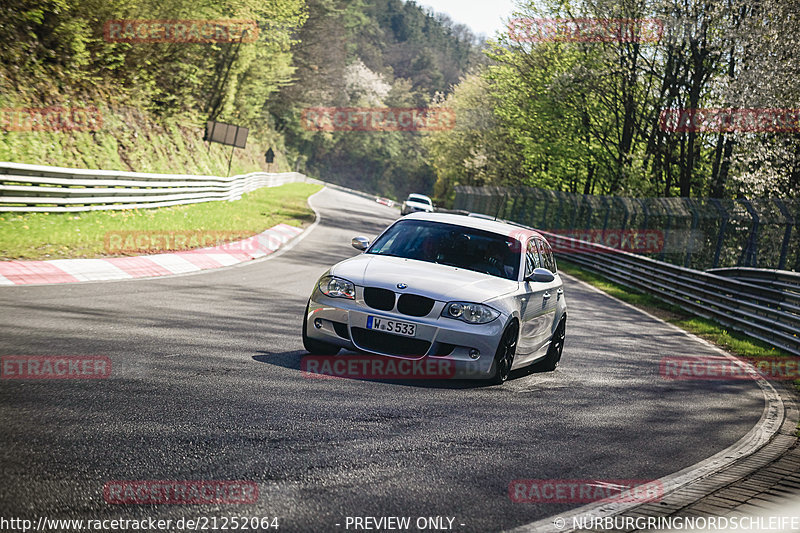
[302,213,567,384]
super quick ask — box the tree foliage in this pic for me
[425,0,800,199]
[0,0,307,131]
[269,0,482,199]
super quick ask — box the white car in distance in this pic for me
[401,193,435,215]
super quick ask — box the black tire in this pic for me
[541,318,566,371]
[302,302,340,355]
[489,322,519,385]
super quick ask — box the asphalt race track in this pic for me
[0,188,767,532]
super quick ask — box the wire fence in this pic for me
[453,186,799,271]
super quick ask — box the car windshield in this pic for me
[367,219,520,280]
[408,195,432,206]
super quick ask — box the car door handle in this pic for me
[543,292,551,300]
[557,288,564,300]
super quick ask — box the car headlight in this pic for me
[318,276,356,299]
[442,302,500,324]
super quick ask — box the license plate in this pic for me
[366,316,416,337]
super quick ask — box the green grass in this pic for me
[557,259,800,395]
[0,97,292,177]
[0,182,321,260]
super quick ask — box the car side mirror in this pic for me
[526,268,555,283]
[351,236,370,251]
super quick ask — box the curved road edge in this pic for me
[0,187,327,287]
[510,274,799,533]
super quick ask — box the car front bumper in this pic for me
[401,205,434,215]
[304,291,506,379]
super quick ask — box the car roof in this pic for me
[407,193,431,201]
[402,212,545,241]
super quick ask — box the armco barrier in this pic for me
[707,267,800,294]
[0,162,312,212]
[537,229,800,357]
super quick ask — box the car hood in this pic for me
[330,254,519,302]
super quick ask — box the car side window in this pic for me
[544,241,557,273]
[524,238,541,278]
[536,238,556,273]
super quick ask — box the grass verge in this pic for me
[557,258,800,397]
[0,182,322,260]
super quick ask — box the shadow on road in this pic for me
[251,350,506,390]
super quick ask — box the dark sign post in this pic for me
[204,121,249,177]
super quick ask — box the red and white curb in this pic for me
[0,223,303,285]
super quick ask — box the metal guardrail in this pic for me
[535,230,800,357]
[321,181,398,208]
[707,267,800,295]
[0,162,311,212]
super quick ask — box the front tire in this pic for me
[489,322,519,385]
[302,302,340,355]
[541,318,566,371]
